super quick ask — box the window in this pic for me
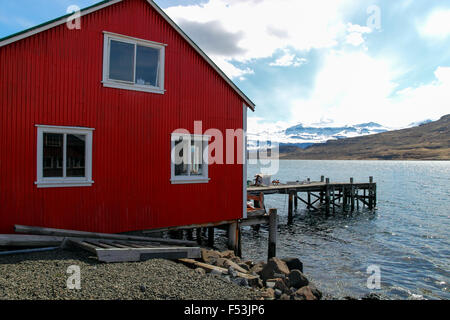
[171,134,210,184]
[102,32,165,94]
[36,125,94,188]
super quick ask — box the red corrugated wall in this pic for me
[0,0,245,233]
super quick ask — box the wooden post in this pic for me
[307,192,311,210]
[208,227,215,247]
[363,189,366,208]
[325,178,330,215]
[368,177,373,210]
[332,187,336,214]
[373,183,377,208]
[228,222,238,253]
[321,176,324,182]
[196,228,202,245]
[356,188,360,211]
[288,192,294,224]
[350,178,355,212]
[320,176,325,205]
[294,192,298,211]
[268,209,277,261]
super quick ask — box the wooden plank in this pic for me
[239,215,269,227]
[178,258,259,281]
[14,225,197,247]
[96,247,201,263]
[0,234,64,247]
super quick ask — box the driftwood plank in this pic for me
[178,258,259,281]
[14,225,197,247]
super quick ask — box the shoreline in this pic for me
[0,246,382,300]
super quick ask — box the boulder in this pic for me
[260,258,290,281]
[221,250,236,259]
[308,283,322,300]
[274,289,282,299]
[294,286,317,300]
[201,249,221,264]
[282,257,303,272]
[361,293,381,300]
[273,278,290,294]
[287,270,309,289]
[250,262,265,275]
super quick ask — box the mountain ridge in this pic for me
[278,114,450,160]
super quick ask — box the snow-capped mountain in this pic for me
[248,122,390,150]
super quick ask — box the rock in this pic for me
[261,288,275,300]
[232,277,249,287]
[228,266,238,278]
[244,260,255,268]
[221,250,236,259]
[280,294,291,300]
[238,263,250,272]
[194,268,206,276]
[282,257,304,273]
[250,262,265,275]
[287,270,309,289]
[294,286,317,300]
[308,283,322,300]
[361,293,381,300]
[260,258,290,282]
[273,278,290,294]
[201,249,221,264]
[274,289,282,299]
[139,285,146,292]
[266,281,276,289]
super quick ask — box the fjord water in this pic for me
[245,160,449,299]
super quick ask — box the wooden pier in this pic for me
[248,176,377,223]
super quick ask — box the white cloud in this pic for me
[269,50,307,67]
[288,51,449,127]
[419,9,450,39]
[345,23,372,46]
[164,0,354,78]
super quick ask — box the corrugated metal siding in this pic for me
[0,0,244,233]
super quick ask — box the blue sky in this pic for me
[1,0,450,132]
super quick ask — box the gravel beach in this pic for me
[0,248,262,300]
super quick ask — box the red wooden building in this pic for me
[0,0,255,235]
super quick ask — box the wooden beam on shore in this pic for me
[14,225,197,247]
[178,258,259,283]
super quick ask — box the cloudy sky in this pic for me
[1,0,449,132]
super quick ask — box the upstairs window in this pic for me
[171,134,210,184]
[36,125,94,188]
[102,32,165,94]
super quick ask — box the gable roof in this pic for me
[0,0,255,111]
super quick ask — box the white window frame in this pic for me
[35,125,94,188]
[102,31,166,94]
[171,133,210,184]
